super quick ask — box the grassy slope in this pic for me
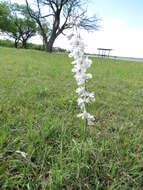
[0,47,143,190]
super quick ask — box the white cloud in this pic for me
[54,18,143,58]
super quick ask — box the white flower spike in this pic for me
[68,26,95,126]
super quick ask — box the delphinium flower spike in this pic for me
[68,24,95,126]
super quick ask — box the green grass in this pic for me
[0,47,143,190]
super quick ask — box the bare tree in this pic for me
[26,0,99,52]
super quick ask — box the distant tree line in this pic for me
[0,39,67,52]
[0,0,99,52]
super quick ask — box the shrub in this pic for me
[0,39,14,48]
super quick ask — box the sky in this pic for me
[10,0,143,58]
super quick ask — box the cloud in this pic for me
[54,17,143,58]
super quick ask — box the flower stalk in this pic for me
[68,25,95,128]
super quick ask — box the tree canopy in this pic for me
[0,1,37,48]
[0,2,12,32]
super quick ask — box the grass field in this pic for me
[0,47,143,190]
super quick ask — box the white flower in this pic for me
[77,111,88,120]
[86,73,92,79]
[84,56,92,68]
[88,119,94,126]
[77,98,85,110]
[85,92,95,103]
[76,87,85,95]
[68,27,95,126]
[77,111,95,125]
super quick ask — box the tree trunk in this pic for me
[14,39,19,48]
[22,40,27,49]
[42,36,49,51]
[46,14,60,53]
[46,35,56,53]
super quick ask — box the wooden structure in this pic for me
[97,48,113,58]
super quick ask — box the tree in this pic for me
[37,20,50,50]
[25,0,51,51]
[12,3,37,48]
[0,1,20,48]
[6,19,21,48]
[0,2,37,48]
[25,0,98,52]
[0,2,10,30]
[0,2,13,36]
[11,4,37,48]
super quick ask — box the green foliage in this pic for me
[0,39,14,47]
[0,47,143,189]
[0,39,43,50]
[0,1,11,31]
[26,43,44,51]
[0,39,67,52]
[11,3,37,34]
[0,2,37,47]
